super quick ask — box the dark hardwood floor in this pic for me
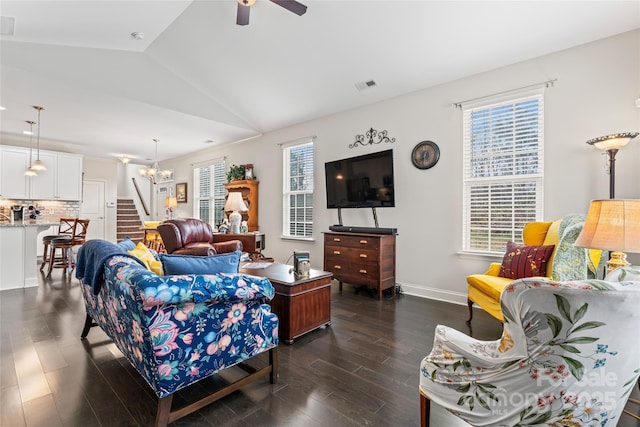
[1,270,638,426]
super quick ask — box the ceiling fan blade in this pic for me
[270,0,307,16]
[237,3,250,25]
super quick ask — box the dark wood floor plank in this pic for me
[22,394,63,427]
[9,329,52,403]
[0,385,26,427]
[2,270,639,427]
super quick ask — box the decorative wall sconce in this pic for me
[350,127,396,149]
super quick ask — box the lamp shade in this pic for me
[165,196,178,210]
[574,199,640,253]
[224,192,248,212]
[586,132,638,150]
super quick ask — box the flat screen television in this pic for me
[325,149,395,209]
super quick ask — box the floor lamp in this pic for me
[586,132,638,199]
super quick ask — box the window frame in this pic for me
[282,138,314,240]
[461,89,545,254]
[193,158,226,228]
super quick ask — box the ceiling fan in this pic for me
[236,0,307,26]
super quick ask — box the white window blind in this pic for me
[462,92,544,253]
[283,140,314,238]
[193,159,226,227]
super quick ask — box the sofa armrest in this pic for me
[485,262,502,276]
[213,240,243,254]
[173,246,216,256]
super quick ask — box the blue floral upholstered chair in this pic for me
[76,239,279,427]
[419,266,640,427]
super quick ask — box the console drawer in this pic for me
[324,234,380,250]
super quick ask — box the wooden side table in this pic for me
[213,232,266,259]
[240,262,333,344]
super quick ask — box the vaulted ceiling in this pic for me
[1,1,638,163]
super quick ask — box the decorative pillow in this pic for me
[117,236,136,252]
[128,242,164,275]
[160,251,241,276]
[499,242,555,279]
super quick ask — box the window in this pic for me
[193,159,226,227]
[462,91,544,253]
[283,139,314,238]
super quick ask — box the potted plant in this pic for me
[227,164,245,182]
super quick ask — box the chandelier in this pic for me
[139,138,172,184]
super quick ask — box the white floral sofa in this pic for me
[420,266,640,426]
[76,239,280,427]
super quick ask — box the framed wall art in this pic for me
[176,182,187,203]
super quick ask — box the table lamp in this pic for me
[225,192,248,234]
[165,196,178,219]
[574,199,640,273]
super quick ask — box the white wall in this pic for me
[156,30,640,304]
[82,157,118,241]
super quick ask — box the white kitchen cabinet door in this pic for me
[0,146,29,198]
[56,153,83,200]
[29,151,57,199]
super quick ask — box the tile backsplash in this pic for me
[0,199,80,223]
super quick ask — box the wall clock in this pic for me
[411,140,440,169]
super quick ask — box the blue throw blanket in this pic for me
[76,239,146,294]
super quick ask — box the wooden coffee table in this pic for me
[240,262,333,344]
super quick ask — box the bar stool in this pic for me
[45,218,90,278]
[40,218,76,272]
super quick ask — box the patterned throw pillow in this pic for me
[499,242,555,279]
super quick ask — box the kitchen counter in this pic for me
[0,222,60,290]
[0,221,59,227]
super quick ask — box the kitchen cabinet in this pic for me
[29,151,57,199]
[0,146,30,198]
[0,146,83,200]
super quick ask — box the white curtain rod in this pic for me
[277,135,317,147]
[190,156,226,168]
[452,78,557,109]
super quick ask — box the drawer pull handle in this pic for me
[333,250,341,255]
[333,238,341,242]
[359,269,367,274]
[359,240,368,244]
[334,265,341,270]
[359,254,367,258]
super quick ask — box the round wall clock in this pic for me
[411,140,440,169]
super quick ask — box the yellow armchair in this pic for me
[466,215,602,323]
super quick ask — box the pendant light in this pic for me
[24,120,38,176]
[30,106,47,171]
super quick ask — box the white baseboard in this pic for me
[398,282,468,306]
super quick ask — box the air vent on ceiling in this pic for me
[1,16,15,36]
[355,79,377,91]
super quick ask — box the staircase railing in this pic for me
[132,177,150,216]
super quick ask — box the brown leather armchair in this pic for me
[157,218,242,256]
